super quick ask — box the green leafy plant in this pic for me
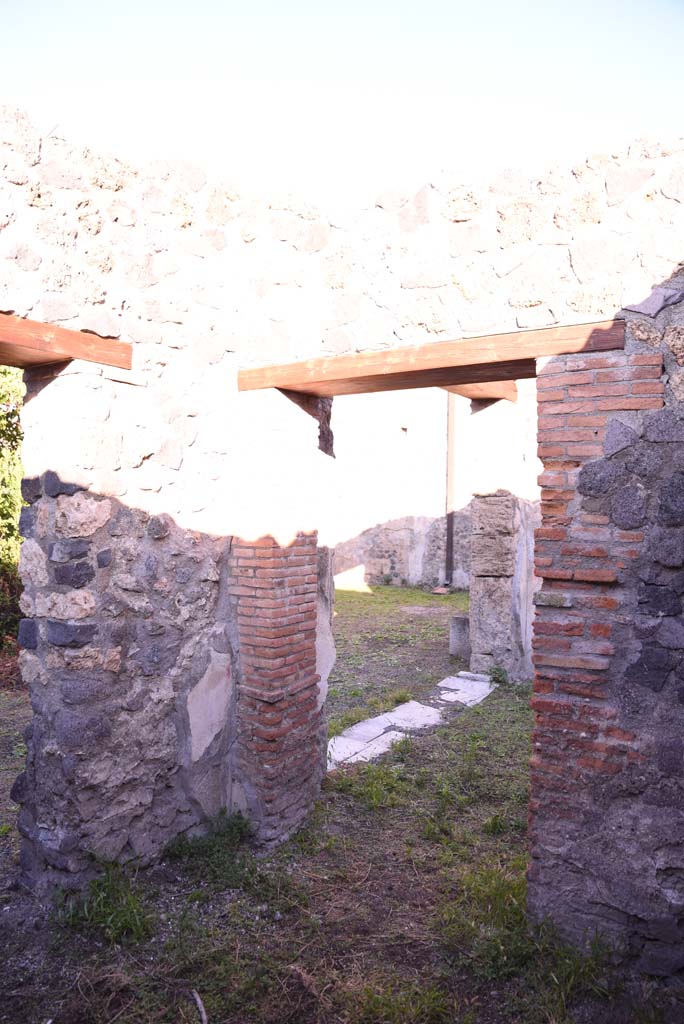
[489,664,509,686]
[0,366,24,646]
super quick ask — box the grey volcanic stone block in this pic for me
[54,710,111,751]
[657,739,684,776]
[657,617,684,650]
[47,620,97,647]
[611,485,647,530]
[17,618,37,650]
[604,419,639,457]
[625,286,684,317]
[49,540,91,563]
[578,460,625,497]
[638,584,682,617]
[59,674,112,705]
[43,471,83,498]
[96,548,112,567]
[147,515,171,539]
[626,444,664,478]
[659,473,684,526]
[54,561,96,588]
[650,528,684,567]
[131,639,182,676]
[644,409,684,443]
[18,507,35,539]
[20,477,42,504]
[625,645,674,691]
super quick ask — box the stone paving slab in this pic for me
[437,675,495,706]
[327,735,369,765]
[438,689,472,703]
[343,730,406,765]
[344,699,442,743]
[327,673,496,770]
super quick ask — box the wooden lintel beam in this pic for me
[0,312,132,370]
[238,320,624,398]
[445,380,518,403]
[294,359,536,397]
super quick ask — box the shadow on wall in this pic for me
[13,478,331,893]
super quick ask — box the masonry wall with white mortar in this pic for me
[3,108,684,974]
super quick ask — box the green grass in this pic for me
[165,809,253,886]
[439,857,611,1021]
[327,585,469,728]
[350,981,458,1024]
[329,761,413,810]
[166,811,305,911]
[56,864,154,945]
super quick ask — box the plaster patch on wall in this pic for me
[316,594,335,709]
[187,651,232,762]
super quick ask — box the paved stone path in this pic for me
[327,671,495,770]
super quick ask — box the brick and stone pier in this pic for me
[529,339,684,974]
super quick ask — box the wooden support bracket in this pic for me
[444,381,518,403]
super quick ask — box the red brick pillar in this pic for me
[228,532,325,842]
[529,348,666,956]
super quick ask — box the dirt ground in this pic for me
[0,588,676,1023]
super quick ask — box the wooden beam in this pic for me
[293,359,537,396]
[445,380,518,403]
[238,319,624,397]
[0,313,132,370]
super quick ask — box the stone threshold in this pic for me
[327,671,495,770]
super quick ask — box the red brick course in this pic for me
[531,348,664,821]
[229,532,325,841]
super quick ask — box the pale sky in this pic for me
[2,1,683,204]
